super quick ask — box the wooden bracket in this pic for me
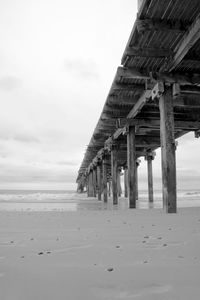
[151,82,164,100]
[194,130,200,138]
[145,150,156,161]
[173,83,181,98]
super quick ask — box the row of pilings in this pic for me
[77,86,178,213]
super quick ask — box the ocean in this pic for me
[0,189,200,211]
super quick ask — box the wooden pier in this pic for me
[76,0,200,213]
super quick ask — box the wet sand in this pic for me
[0,203,200,299]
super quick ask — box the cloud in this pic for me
[0,76,21,91]
[63,58,100,80]
[13,134,40,144]
[0,130,40,144]
[55,160,78,166]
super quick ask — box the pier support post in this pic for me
[102,157,108,202]
[136,159,141,200]
[111,144,118,205]
[88,171,94,197]
[127,126,137,208]
[145,152,155,203]
[159,86,177,213]
[117,168,122,197]
[124,167,128,198]
[93,168,97,198]
[108,175,112,197]
[97,164,102,201]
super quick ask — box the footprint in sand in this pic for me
[48,244,92,254]
[90,283,171,299]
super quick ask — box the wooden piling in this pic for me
[159,87,177,213]
[117,168,122,197]
[136,159,140,200]
[102,158,108,202]
[93,168,97,197]
[88,171,94,197]
[127,126,137,208]
[124,167,128,198]
[146,153,154,203]
[111,145,118,205]
[97,164,102,201]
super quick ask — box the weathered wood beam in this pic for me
[111,82,144,92]
[162,16,200,72]
[117,66,200,85]
[127,89,152,118]
[125,47,172,58]
[136,18,190,34]
[108,96,138,106]
[119,119,200,131]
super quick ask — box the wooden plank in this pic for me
[162,16,200,72]
[111,145,118,205]
[159,88,177,213]
[127,126,137,208]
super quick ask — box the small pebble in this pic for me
[144,236,149,239]
[46,251,51,254]
[142,240,146,243]
[157,237,162,240]
[30,238,34,241]
[163,244,167,247]
[38,252,44,255]
[10,241,14,244]
[107,268,114,272]
[168,228,172,231]
[21,256,25,259]
[116,245,120,248]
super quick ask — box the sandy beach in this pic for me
[1,199,200,300]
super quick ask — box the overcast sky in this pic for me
[0,0,200,190]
